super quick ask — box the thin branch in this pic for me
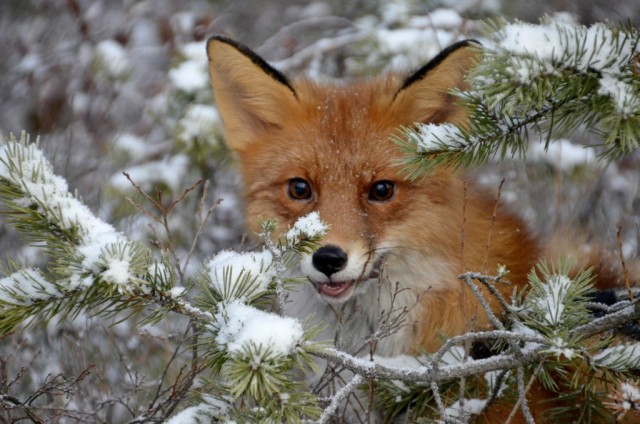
[483,178,505,273]
[313,374,364,424]
[183,180,221,275]
[617,226,633,301]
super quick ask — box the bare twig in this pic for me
[483,178,505,273]
[183,180,222,274]
[617,226,633,301]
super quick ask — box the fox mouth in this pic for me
[312,280,356,298]
[307,255,382,302]
[310,269,380,301]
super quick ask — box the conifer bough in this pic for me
[401,19,640,177]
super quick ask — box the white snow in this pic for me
[178,104,221,144]
[0,268,59,305]
[445,398,487,419]
[164,402,217,424]
[527,139,596,171]
[169,60,209,94]
[484,370,509,398]
[439,345,467,366]
[100,258,132,286]
[94,39,132,79]
[594,344,640,371]
[215,300,303,356]
[494,21,640,118]
[532,274,572,326]
[284,211,328,248]
[113,133,148,158]
[179,41,208,64]
[0,138,138,292]
[620,382,640,407]
[598,75,640,118]
[206,250,274,299]
[168,287,186,298]
[496,22,634,73]
[411,8,463,29]
[547,336,575,360]
[110,154,190,194]
[375,28,455,63]
[414,123,465,153]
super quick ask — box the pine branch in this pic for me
[399,19,640,177]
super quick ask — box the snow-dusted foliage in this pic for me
[1,1,640,423]
[401,17,640,178]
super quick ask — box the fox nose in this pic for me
[312,245,348,278]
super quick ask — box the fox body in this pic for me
[206,36,543,357]
[205,35,640,422]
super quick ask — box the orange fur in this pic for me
[206,36,632,422]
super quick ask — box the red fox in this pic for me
[206,35,635,422]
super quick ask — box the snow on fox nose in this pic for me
[312,244,348,278]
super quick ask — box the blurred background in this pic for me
[1,0,639,421]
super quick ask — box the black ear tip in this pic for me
[207,34,245,54]
[205,34,297,97]
[396,39,482,94]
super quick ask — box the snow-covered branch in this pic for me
[400,19,640,176]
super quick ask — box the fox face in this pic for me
[207,36,484,306]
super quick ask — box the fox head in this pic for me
[207,36,479,304]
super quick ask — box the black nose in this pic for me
[312,245,348,278]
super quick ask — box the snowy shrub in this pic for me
[1,3,639,423]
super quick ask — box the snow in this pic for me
[164,402,217,424]
[598,75,640,118]
[512,321,543,353]
[439,345,467,366]
[284,211,328,248]
[411,8,463,29]
[178,104,221,145]
[94,39,132,79]
[494,21,640,118]
[101,258,132,286]
[206,250,274,299]
[215,300,303,356]
[527,139,596,171]
[113,133,148,158]
[179,41,208,64]
[594,344,640,371]
[414,123,465,153]
[620,382,640,406]
[110,154,190,193]
[0,268,59,306]
[532,274,572,326]
[375,28,455,62]
[169,60,209,94]
[445,398,487,419]
[484,370,508,398]
[168,287,186,298]
[0,138,137,292]
[496,22,634,73]
[547,336,575,359]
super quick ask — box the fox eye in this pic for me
[287,178,313,201]
[368,180,395,202]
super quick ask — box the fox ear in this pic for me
[392,40,480,126]
[207,36,298,152]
